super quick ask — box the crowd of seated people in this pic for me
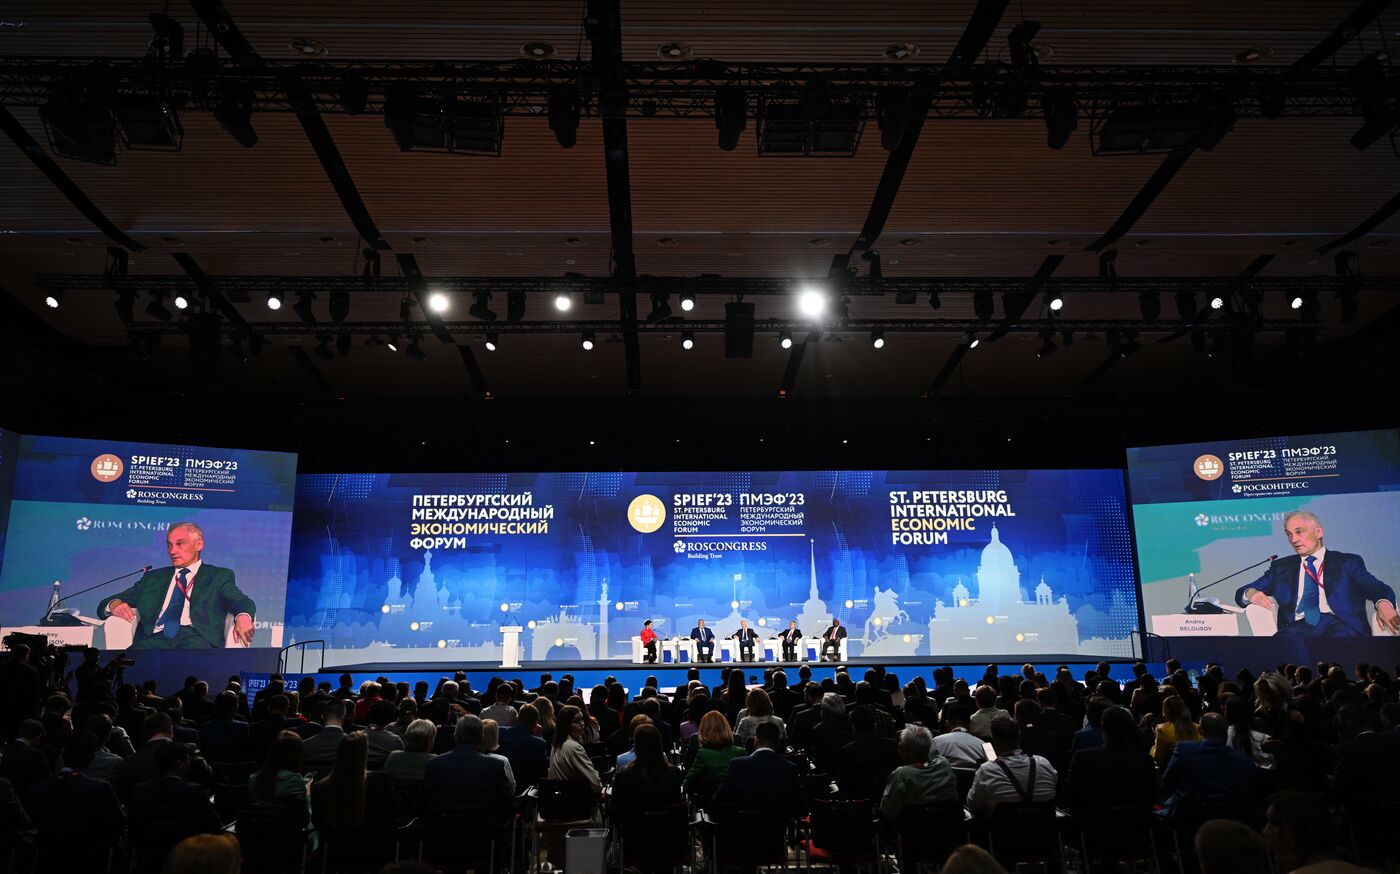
[0,647,1398,874]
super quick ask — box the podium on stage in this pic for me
[500,626,523,668]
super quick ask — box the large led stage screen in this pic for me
[0,435,298,650]
[285,469,1139,663]
[1128,429,1400,640]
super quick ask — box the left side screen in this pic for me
[0,434,297,650]
[0,428,18,575]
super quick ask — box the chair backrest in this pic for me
[536,778,596,821]
[809,797,878,855]
[236,808,308,868]
[1080,805,1154,861]
[684,774,722,812]
[896,802,968,867]
[988,801,1060,865]
[420,804,499,866]
[619,801,691,864]
[953,767,977,802]
[709,803,788,866]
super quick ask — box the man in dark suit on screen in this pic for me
[1234,511,1398,638]
[730,619,759,662]
[821,618,847,661]
[98,522,257,649]
[779,620,803,661]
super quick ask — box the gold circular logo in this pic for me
[1193,454,1225,481]
[90,454,124,483]
[627,494,666,533]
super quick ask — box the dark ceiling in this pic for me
[1,1,1398,469]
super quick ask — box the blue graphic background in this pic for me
[285,469,1139,660]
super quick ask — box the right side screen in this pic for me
[1127,429,1400,639]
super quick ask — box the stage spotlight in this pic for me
[406,337,426,360]
[547,84,581,149]
[1042,89,1078,150]
[646,292,672,323]
[39,84,117,164]
[146,290,172,321]
[1337,287,1359,324]
[114,288,136,324]
[1035,332,1057,358]
[779,331,793,349]
[1209,295,1225,311]
[796,286,826,319]
[484,332,498,351]
[428,291,449,314]
[469,291,496,321]
[1174,290,1198,321]
[328,289,350,323]
[715,85,748,151]
[173,292,190,311]
[972,290,994,322]
[1295,289,1320,320]
[679,293,696,312]
[871,330,885,349]
[581,332,595,351]
[967,332,980,349]
[1046,291,1063,312]
[1117,331,1142,358]
[554,292,573,312]
[928,290,942,310]
[681,330,695,350]
[293,291,317,324]
[506,290,527,322]
[386,335,400,352]
[213,87,257,148]
[314,335,334,361]
[44,289,62,309]
[1138,291,1160,322]
[266,290,283,311]
[1290,294,1303,310]
[399,297,414,322]
[335,333,351,357]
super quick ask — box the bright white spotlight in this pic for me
[484,333,498,352]
[797,286,826,319]
[266,291,283,311]
[386,337,399,352]
[679,293,695,312]
[871,331,885,349]
[44,293,60,309]
[555,292,573,312]
[1048,295,1064,312]
[581,332,594,350]
[1290,295,1303,310]
[968,333,980,349]
[428,291,449,313]
[173,294,190,310]
[1210,296,1225,310]
[681,330,694,350]
[779,331,793,349]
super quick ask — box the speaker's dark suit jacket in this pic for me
[711,748,808,819]
[418,746,514,821]
[1235,550,1395,636]
[98,564,255,648]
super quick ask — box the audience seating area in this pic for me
[0,650,1398,874]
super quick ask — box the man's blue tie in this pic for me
[158,568,189,639]
[1300,556,1321,626]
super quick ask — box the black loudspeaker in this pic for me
[724,302,755,359]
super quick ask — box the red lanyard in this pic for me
[1303,559,1324,589]
[175,572,193,598]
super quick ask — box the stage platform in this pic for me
[244,654,1154,697]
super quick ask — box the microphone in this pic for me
[1184,555,1278,614]
[41,565,154,625]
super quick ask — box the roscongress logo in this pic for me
[75,516,92,531]
[1193,454,1225,481]
[627,494,666,534]
[126,489,138,499]
[1194,514,1210,527]
[91,454,124,483]
[673,540,687,553]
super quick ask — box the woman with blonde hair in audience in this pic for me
[478,718,517,793]
[548,704,601,792]
[534,695,557,744]
[1151,696,1202,770]
[682,710,745,788]
[735,687,785,745]
[161,833,241,874]
[383,718,437,782]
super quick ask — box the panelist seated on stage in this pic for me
[730,620,759,661]
[1234,510,1398,638]
[778,621,803,661]
[820,618,847,661]
[689,619,716,663]
[98,522,257,650]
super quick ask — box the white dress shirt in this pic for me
[1294,547,1332,621]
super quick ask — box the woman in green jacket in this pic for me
[683,710,745,788]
